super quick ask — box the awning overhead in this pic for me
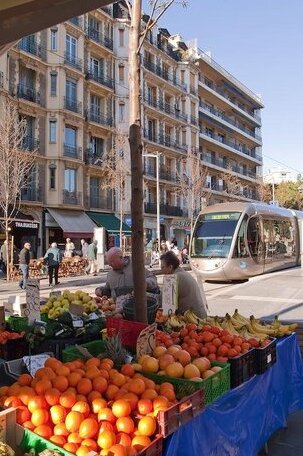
[47,209,97,238]
[87,212,131,234]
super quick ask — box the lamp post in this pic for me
[143,152,160,253]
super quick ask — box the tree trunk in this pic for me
[128,0,147,323]
[119,181,123,251]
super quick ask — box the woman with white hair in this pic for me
[44,242,62,286]
[64,238,75,257]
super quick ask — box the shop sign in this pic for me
[162,275,178,315]
[171,219,191,230]
[136,322,157,357]
[25,279,41,324]
[15,221,38,229]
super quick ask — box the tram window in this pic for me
[263,219,275,259]
[233,215,249,258]
[273,219,295,257]
[247,216,262,261]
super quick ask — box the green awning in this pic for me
[87,212,131,234]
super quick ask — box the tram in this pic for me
[189,202,303,281]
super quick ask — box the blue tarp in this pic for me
[164,333,303,456]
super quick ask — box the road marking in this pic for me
[231,295,303,304]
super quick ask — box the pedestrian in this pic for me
[44,242,61,286]
[160,250,207,318]
[0,240,7,273]
[64,238,75,257]
[86,240,98,276]
[81,239,89,259]
[181,240,189,264]
[19,242,31,290]
[150,238,160,268]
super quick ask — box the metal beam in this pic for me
[0,0,114,47]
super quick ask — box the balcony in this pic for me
[89,197,113,210]
[87,27,113,51]
[144,130,187,153]
[63,144,82,160]
[200,128,262,162]
[86,72,114,89]
[63,190,81,205]
[143,165,177,183]
[143,94,187,122]
[157,42,181,61]
[190,115,199,126]
[85,149,103,165]
[64,52,83,71]
[199,101,262,142]
[203,154,257,180]
[143,59,187,91]
[199,75,262,124]
[87,110,113,127]
[68,16,81,27]
[18,38,41,57]
[64,97,82,114]
[22,136,39,152]
[144,202,187,217]
[21,186,42,202]
[17,84,40,104]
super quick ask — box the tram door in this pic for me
[262,218,275,270]
[247,216,264,274]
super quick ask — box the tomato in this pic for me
[212,338,222,348]
[228,348,238,358]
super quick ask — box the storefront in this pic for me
[170,219,192,247]
[87,212,132,251]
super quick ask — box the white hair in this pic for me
[51,242,57,248]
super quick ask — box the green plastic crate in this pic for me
[142,361,230,404]
[7,316,30,332]
[62,339,106,362]
[19,427,73,456]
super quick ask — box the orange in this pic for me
[18,373,33,386]
[99,369,110,380]
[67,372,82,387]
[153,396,169,410]
[116,432,132,447]
[87,390,102,403]
[137,399,153,416]
[85,357,101,368]
[31,408,49,426]
[52,376,69,393]
[45,388,61,406]
[50,435,66,447]
[120,364,135,378]
[4,396,22,408]
[131,435,151,451]
[76,394,87,403]
[141,389,158,401]
[92,376,108,394]
[115,416,135,435]
[55,365,70,377]
[102,358,114,368]
[160,388,176,402]
[76,446,91,456]
[77,378,92,395]
[53,423,69,436]
[59,391,77,409]
[67,432,83,444]
[99,421,115,434]
[122,393,138,411]
[0,386,9,397]
[85,366,100,380]
[106,444,127,456]
[64,442,79,453]
[127,378,145,396]
[16,406,31,424]
[112,373,126,387]
[35,379,52,395]
[112,400,132,418]
[105,384,120,401]
[23,421,35,431]
[35,367,56,380]
[137,416,157,436]
[159,382,174,393]
[45,357,62,370]
[92,397,107,414]
[81,438,98,452]
[98,408,116,424]
[72,401,90,418]
[34,424,53,440]
[98,430,116,450]
[143,378,156,390]
[50,405,67,425]
[7,383,21,396]
[78,418,99,439]
[65,411,84,432]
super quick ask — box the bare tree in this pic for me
[221,168,246,201]
[100,134,131,251]
[0,100,36,280]
[177,148,210,232]
[256,178,272,203]
[126,0,187,322]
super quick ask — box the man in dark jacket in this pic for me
[44,242,62,286]
[19,242,31,289]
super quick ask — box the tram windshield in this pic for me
[191,211,241,258]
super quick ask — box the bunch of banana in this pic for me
[221,314,243,336]
[239,325,268,342]
[232,309,297,338]
[165,314,185,330]
[183,309,207,327]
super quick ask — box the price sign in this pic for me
[25,278,41,324]
[136,323,157,358]
[162,275,178,315]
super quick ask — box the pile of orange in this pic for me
[0,356,177,456]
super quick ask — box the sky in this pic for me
[144,0,303,176]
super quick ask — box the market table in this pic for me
[164,333,303,456]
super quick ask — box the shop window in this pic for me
[49,166,56,190]
[49,120,57,143]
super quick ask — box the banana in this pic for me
[212,316,224,330]
[232,309,251,326]
[239,325,265,342]
[228,313,246,330]
[249,316,276,336]
[184,309,198,325]
[167,315,185,329]
[221,315,241,336]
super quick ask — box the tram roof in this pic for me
[200,202,300,219]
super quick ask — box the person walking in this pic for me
[81,239,89,259]
[64,238,75,257]
[0,240,7,274]
[87,240,98,276]
[44,242,61,286]
[19,242,31,289]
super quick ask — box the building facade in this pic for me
[0,2,264,255]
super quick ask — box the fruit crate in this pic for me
[143,360,230,405]
[254,338,277,374]
[7,316,30,332]
[228,348,256,388]
[31,334,99,360]
[106,317,148,349]
[0,337,29,361]
[0,352,53,386]
[62,339,107,362]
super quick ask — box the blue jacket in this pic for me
[44,247,61,266]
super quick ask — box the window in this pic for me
[50,167,56,189]
[49,120,57,143]
[90,177,100,206]
[50,72,57,96]
[119,103,125,122]
[118,64,125,82]
[90,57,104,77]
[91,137,104,156]
[64,126,77,155]
[91,95,100,114]
[51,29,57,51]
[64,168,76,191]
[66,78,77,101]
[119,29,125,47]
[66,34,77,60]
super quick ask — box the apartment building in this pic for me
[0,2,263,255]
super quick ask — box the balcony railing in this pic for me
[17,84,40,104]
[63,144,82,159]
[18,38,41,57]
[87,110,113,127]
[64,52,83,71]
[68,16,81,27]
[22,136,39,152]
[143,94,187,122]
[199,101,262,142]
[203,154,257,180]
[89,197,113,210]
[143,59,187,91]
[64,97,82,114]
[144,202,187,217]
[190,115,199,126]
[63,190,81,205]
[200,128,262,162]
[157,42,181,61]
[87,27,113,50]
[144,130,187,153]
[143,166,177,182]
[199,75,262,123]
[85,149,104,165]
[21,186,42,202]
[86,72,114,89]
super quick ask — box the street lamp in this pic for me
[143,152,160,252]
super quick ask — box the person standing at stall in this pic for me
[0,240,7,274]
[44,242,62,286]
[19,242,31,289]
[64,238,75,257]
[86,240,98,276]
[81,239,89,259]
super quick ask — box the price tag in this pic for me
[162,275,178,315]
[25,279,41,324]
[136,323,157,358]
[23,354,51,377]
[267,353,272,364]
